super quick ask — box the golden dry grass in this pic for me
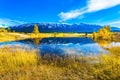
[0,46,120,80]
[0,46,38,72]
[93,46,120,79]
[0,32,29,42]
[0,32,91,42]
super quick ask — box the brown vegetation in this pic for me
[0,46,120,80]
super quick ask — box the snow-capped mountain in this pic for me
[10,23,120,33]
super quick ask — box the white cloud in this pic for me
[87,0,120,12]
[108,20,120,28]
[59,0,120,21]
[58,8,87,21]
[0,18,25,27]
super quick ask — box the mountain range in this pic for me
[10,23,120,33]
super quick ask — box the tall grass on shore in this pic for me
[0,46,38,72]
[0,46,120,80]
[98,46,120,79]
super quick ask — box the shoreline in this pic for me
[0,32,92,42]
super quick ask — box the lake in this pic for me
[0,37,120,56]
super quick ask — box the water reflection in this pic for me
[96,40,111,48]
[30,37,108,56]
[32,37,94,45]
[32,38,43,47]
[0,37,120,56]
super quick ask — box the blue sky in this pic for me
[0,0,120,27]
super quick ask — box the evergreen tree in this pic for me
[7,27,11,32]
[0,24,7,32]
[32,24,39,34]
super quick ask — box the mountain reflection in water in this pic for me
[0,37,120,56]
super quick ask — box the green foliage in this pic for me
[0,25,12,33]
[93,25,112,40]
[32,24,39,34]
[0,27,7,33]
[7,27,11,32]
[0,24,7,33]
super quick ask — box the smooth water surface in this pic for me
[0,37,120,56]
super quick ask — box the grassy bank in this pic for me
[0,46,120,80]
[0,31,119,43]
[0,32,29,42]
[0,32,92,42]
[29,33,92,38]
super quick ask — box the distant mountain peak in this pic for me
[10,23,120,33]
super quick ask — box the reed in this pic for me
[0,46,38,72]
[0,46,120,80]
